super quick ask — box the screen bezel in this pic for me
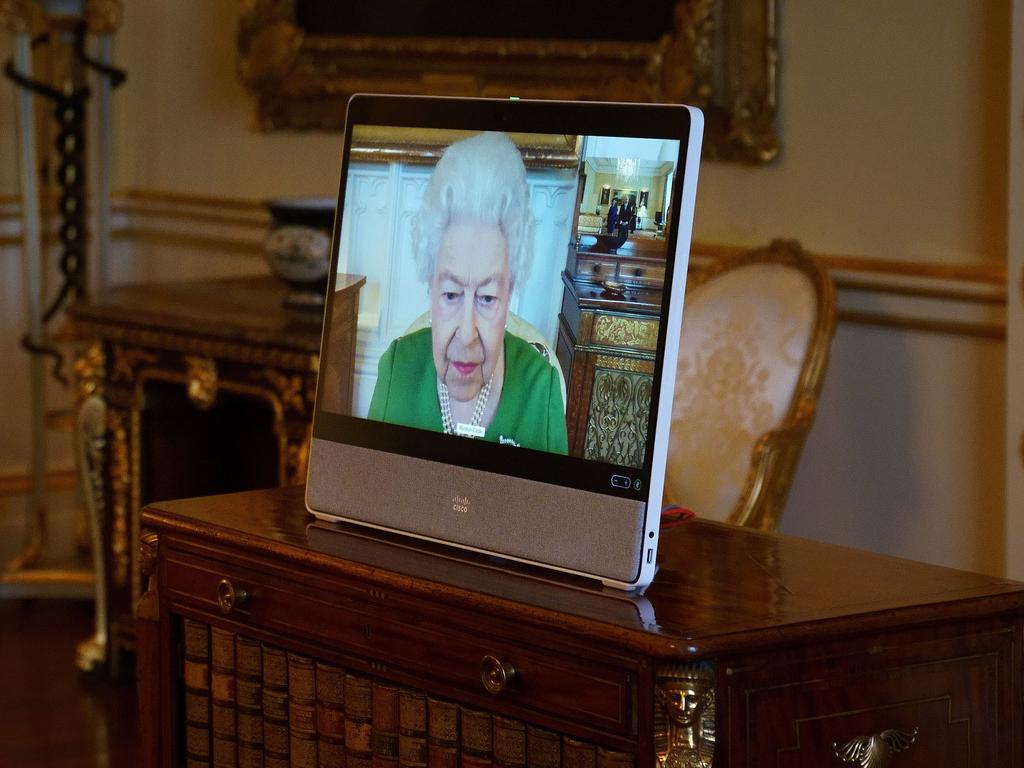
[313,95,695,503]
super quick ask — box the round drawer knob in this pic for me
[480,654,516,695]
[217,579,249,614]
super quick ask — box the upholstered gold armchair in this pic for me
[664,239,836,531]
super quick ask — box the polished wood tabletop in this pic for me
[144,485,1024,659]
[66,275,365,354]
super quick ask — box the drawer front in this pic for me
[163,550,636,737]
[621,264,664,288]
[575,257,620,282]
[170,614,638,768]
[724,625,1016,767]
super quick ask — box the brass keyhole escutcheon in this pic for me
[217,579,249,614]
[480,654,516,694]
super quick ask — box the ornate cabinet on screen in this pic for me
[137,486,1024,767]
[66,274,364,674]
[558,241,667,468]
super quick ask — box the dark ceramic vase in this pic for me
[263,197,336,310]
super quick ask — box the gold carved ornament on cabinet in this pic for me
[654,663,716,768]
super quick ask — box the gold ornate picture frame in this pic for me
[237,0,778,163]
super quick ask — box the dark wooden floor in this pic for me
[0,599,139,768]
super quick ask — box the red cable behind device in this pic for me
[661,504,696,528]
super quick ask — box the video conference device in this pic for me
[307,94,703,591]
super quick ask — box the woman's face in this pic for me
[429,220,512,403]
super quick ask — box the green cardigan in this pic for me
[368,328,568,454]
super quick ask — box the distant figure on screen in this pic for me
[607,197,620,233]
[368,132,568,454]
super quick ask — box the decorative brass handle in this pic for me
[217,579,249,614]
[480,655,516,694]
[833,727,918,767]
[600,279,627,297]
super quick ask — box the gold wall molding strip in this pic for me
[0,190,1010,339]
[113,204,267,229]
[0,233,60,247]
[0,569,93,586]
[0,468,77,497]
[692,241,1006,285]
[118,188,266,212]
[110,227,263,256]
[838,310,1006,340]
[0,189,1014,283]
[833,275,1007,306]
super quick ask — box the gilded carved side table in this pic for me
[66,274,364,675]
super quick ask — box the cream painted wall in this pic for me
[112,3,343,200]
[0,2,1013,577]
[698,1,1009,264]
[784,326,1007,575]
[0,233,75,476]
[110,0,1008,262]
[100,0,1001,261]
[0,37,17,195]
[1,36,23,475]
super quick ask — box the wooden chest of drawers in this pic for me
[137,487,1024,767]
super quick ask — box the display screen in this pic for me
[315,102,693,502]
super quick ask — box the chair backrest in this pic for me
[664,239,836,530]
[403,311,567,412]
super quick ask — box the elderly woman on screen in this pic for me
[368,132,568,454]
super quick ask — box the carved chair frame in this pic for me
[683,239,837,531]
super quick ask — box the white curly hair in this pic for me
[412,132,534,290]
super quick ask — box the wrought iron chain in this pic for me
[4,23,125,384]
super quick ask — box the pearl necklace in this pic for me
[439,372,494,438]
